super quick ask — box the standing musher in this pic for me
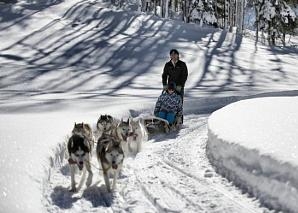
[162,49,188,99]
[162,49,188,123]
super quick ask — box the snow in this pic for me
[0,0,298,212]
[208,97,298,212]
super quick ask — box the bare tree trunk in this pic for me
[228,0,232,31]
[138,0,142,12]
[254,2,259,44]
[236,0,244,33]
[177,0,181,12]
[214,0,218,26]
[267,21,272,45]
[242,0,245,33]
[171,0,175,14]
[282,33,286,46]
[165,0,170,18]
[187,1,196,23]
[182,0,186,22]
[224,0,227,28]
[187,0,192,23]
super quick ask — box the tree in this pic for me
[255,0,296,45]
[190,0,217,26]
[274,1,296,45]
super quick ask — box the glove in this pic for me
[176,86,182,92]
[163,85,168,90]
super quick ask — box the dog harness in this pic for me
[68,158,77,164]
[128,131,138,141]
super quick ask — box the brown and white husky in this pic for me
[96,134,124,192]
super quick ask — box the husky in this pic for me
[67,134,93,192]
[110,119,130,142]
[72,122,95,147]
[97,134,124,192]
[109,119,130,155]
[127,117,148,155]
[96,115,117,139]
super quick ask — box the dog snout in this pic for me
[78,161,84,170]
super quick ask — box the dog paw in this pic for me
[69,187,77,193]
[106,187,112,193]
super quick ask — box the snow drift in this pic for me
[207,97,298,212]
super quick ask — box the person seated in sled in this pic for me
[154,82,183,125]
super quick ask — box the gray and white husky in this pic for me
[96,115,118,139]
[97,134,124,192]
[127,117,148,155]
[110,119,130,142]
[109,119,131,155]
[72,122,95,147]
[67,133,93,192]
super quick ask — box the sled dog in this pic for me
[109,119,130,155]
[110,119,130,142]
[67,134,93,192]
[72,122,95,146]
[96,115,117,139]
[97,134,124,192]
[127,118,148,155]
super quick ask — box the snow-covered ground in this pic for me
[208,97,298,213]
[0,0,298,212]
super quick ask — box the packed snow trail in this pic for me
[43,114,268,212]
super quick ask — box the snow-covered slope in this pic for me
[1,0,298,212]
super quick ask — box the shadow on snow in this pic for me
[50,184,114,209]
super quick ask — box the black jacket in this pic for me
[162,60,188,87]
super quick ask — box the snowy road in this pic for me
[0,0,297,212]
[43,114,267,212]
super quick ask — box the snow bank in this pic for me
[207,97,298,212]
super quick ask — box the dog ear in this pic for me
[118,118,123,126]
[68,138,74,150]
[67,139,73,156]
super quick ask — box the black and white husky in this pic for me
[96,134,124,192]
[67,134,93,192]
[67,122,94,192]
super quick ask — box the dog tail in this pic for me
[139,118,149,141]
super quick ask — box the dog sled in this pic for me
[142,84,183,134]
[142,114,182,134]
